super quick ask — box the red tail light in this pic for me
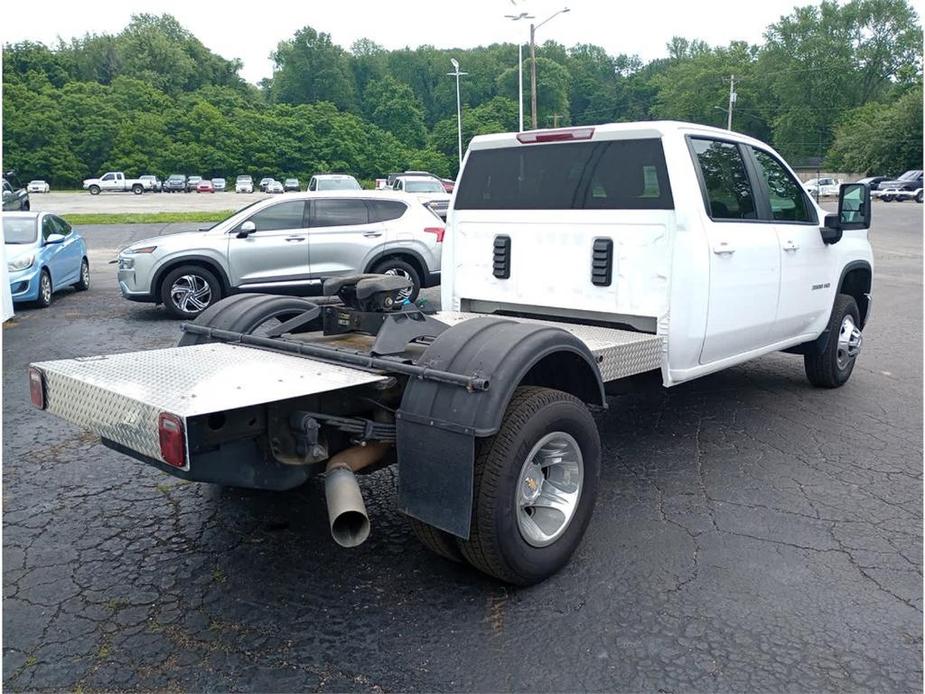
[28,367,45,409]
[516,127,595,144]
[424,226,445,243]
[158,412,186,468]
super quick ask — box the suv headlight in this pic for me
[8,255,34,272]
[123,245,157,255]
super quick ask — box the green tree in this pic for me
[363,76,427,148]
[270,26,357,111]
[826,87,923,173]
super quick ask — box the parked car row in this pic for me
[803,170,924,203]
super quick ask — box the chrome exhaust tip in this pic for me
[324,465,371,548]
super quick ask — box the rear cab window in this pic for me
[454,138,673,210]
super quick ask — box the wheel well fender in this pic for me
[151,256,231,300]
[838,261,872,329]
[396,316,605,539]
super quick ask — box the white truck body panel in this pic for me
[444,120,873,387]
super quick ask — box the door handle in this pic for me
[782,240,800,252]
[285,236,306,242]
[712,241,735,255]
[363,231,383,238]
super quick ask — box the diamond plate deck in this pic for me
[434,312,662,382]
[32,344,387,466]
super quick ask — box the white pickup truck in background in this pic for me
[82,171,153,195]
[28,121,873,586]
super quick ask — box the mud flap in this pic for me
[396,414,474,539]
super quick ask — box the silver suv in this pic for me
[117,191,444,318]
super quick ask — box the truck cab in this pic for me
[443,121,872,387]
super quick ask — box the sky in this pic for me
[3,0,921,84]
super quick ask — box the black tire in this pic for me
[177,293,318,346]
[371,258,421,302]
[159,265,223,319]
[88,185,100,196]
[804,294,862,388]
[22,200,30,211]
[882,194,893,202]
[456,386,601,585]
[132,184,143,195]
[916,190,923,203]
[74,258,90,291]
[408,517,464,563]
[36,269,53,308]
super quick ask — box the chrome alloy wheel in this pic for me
[40,273,52,304]
[81,261,90,288]
[515,432,584,548]
[382,267,414,300]
[170,274,212,313]
[836,314,863,369]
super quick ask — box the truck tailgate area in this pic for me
[31,343,388,466]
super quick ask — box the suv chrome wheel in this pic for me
[170,274,212,313]
[515,431,584,548]
[381,267,414,300]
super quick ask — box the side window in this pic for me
[41,217,57,240]
[239,201,307,232]
[750,148,815,223]
[395,180,403,191]
[101,173,114,182]
[308,179,316,191]
[690,138,757,220]
[312,199,369,228]
[367,200,407,223]
[48,215,71,236]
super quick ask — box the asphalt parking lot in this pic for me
[3,202,922,692]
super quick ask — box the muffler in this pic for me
[324,442,389,548]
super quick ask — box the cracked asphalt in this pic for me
[3,202,922,692]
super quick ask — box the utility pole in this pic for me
[530,22,538,130]
[504,12,534,132]
[727,74,736,131]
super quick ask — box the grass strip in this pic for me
[62,211,235,225]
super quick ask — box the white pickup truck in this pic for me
[82,171,153,195]
[28,121,872,585]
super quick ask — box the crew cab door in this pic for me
[690,137,781,364]
[227,200,311,287]
[100,173,119,192]
[307,198,385,277]
[746,146,833,341]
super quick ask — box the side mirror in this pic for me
[45,233,66,245]
[236,220,256,238]
[837,182,871,231]
[820,182,871,245]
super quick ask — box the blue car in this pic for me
[5,212,89,308]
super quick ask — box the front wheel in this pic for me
[74,258,90,291]
[804,294,862,388]
[132,184,144,195]
[916,190,923,203]
[371,258,420,302]
[160,265,223,319]
[36,270,53,308]
[456,386,601,585]
[88,185,100,196]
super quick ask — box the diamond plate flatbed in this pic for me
[30,312,662,466]
[433,311,662,382]
[32,343,388,467]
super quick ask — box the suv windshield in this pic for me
[317,178,360,190]
[4,217,37,244]
[168,175,184,182]
[403,179,444,193]
[455,138,673,210]
[237,176,251,182]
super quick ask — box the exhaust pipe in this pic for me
[324,442,389,548]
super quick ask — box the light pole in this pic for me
[529,7,570,130]
[505,12,534,132]
[447,58,467,172]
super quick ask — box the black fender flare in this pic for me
[396,316,605,538]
